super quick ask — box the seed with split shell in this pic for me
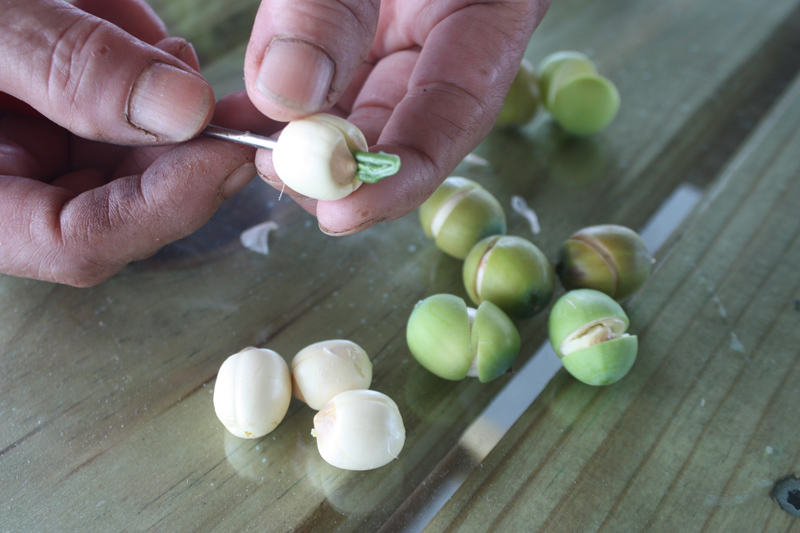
[406,294,520,382]
[537,51,596,105]
[463,235,555,319]
[556,224,653,300]
[291,339,372,410]
[312,389,405,471]
[537,51,620,135]
[213,347,292,438]
[548,289,638,386]
[495,60,540,128]
[419,177,506,259]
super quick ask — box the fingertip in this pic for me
[254,149,313,202]
[244,0,380,122]
[313,186,393,237]
[177,42,200,71]
[315,192,378,235]
[318,217,377,237]
[314,146,439,236]
[156,38,201,72]
[221,162,257,199]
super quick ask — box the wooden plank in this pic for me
[2,0,800,531]
[423,63,800,533]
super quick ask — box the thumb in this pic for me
[0,0,214,144]
[244,0,380,122]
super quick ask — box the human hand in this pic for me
[0,0,267,286]
[243,0,551,235]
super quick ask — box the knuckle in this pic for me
[280,0,377,56]
[46,15,118,133]
[53,256,116,288]
[35,241,116,288]
[301,0,377,34]
[54,186,141,286]
[333,0,378,38]
[418,81,489,138]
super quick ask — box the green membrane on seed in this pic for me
[471,301,521,382]
[435,189,506,259]
[406,295,520,383]
[556,238,618,297]
[548,289,637,386]
[463,235,555,320]
[419,177,506,260]
[561,336,637,386]
[406,294,473,381]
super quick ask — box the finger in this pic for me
[50,168,110,195]
[68,36,204,175]
[1,0,214,145]
[111,90,284,179]
[71,0,168,45]
[217,90,305,199]
[316,1,550,235]
[244,0,380,122]
[0,139,256,286]
[252,52,415,211]
[0,92,42,117]
[348,50,419,145]
[254,151,315,204]
[212,90,285,134]
[0,108,129,182]
[1,0,173,118]
[311,50,418,235]
[0,115,70,180]
[156,37,202,72]
[335,61,377,116]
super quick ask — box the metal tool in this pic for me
[201,124,278,150]
[201,124,401,182]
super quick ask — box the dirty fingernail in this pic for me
[319,219,376,237]
[177,42,200,70]
[222,162,257,199]
[128,61,213,141]
[256,38,334,113]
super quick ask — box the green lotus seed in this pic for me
[406,294,520,382]
[548,74,620,135]
[537,50,620,135]
[548,289,637,386]
[556,224,654,300]
[495,60,540,128]
[419,177,506,259]
[463,235,555,319]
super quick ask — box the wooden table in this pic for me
[2,0,800,530]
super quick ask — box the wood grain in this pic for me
[1,0,800,530]
[424,62,800,533]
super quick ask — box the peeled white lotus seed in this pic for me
[291,339,373,410]
[213,347,292,439]
[312,389,405,471]
[272,114,368,201]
